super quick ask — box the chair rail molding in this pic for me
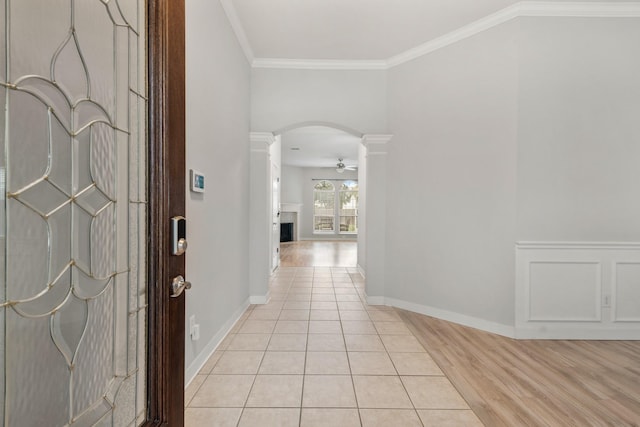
[515,241,640,339]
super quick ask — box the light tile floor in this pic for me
[186,267,484,426]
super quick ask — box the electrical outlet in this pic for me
[603,295,611,308]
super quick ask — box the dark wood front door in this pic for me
[146,0,186,425]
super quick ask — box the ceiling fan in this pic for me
[336,158,357,173]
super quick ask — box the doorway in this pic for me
[277,125,363,263]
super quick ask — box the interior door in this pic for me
[0,0,186,426]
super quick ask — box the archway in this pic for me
[249,125,391,304]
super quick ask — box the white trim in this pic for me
[516,241,640,250]
[185,297,250,387]
[240,1,640,70]
[219,0,254,64]
[249,132,276,152]
[516,242,640,339]
[366,294,385,306]
[387,3,520,68]
[252,58,387,70]
[518,1,640,17]
[514,326,640,340]
[611,261,640,322]
[525,261,602,322]
[384,297,516,338]
[357,264,366,279]
[249,292,271,305]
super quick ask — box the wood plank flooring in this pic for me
[279,241,357,267]
[276,241,640,425]
[398,310,640,426]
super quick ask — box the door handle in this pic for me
[170,275,192,298]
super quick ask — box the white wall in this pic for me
[386,20,519,331]
[517,17,640,242]
[251,68,387,134]
[281,165,304,205]
[185,0,251,380]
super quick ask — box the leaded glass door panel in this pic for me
[1,1,148,425]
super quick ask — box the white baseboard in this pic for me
[366,294,385,305]
[357,264,366,278]
[185,297,250,387]
[515,326,640,340]
[249,292,271,305]
[383,297,516,338]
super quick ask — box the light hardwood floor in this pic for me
[279,240,357,268]
[276,241,640,426]
[398,310,640,426]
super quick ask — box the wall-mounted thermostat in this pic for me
[190,169,205,193]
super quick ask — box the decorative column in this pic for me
[362,134,393,305]
[249,132,275,303]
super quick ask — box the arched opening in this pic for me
[249,126,390,305]
[277,124,365,269]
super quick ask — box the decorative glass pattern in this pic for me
[1,1,147,426]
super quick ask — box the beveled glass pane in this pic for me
[115,26,129,130]
[48,115,73,195]
[74,0,116,116]
[113,375,136,427]
[4,1,148,424]
[5,311,69,426]
[16,180,69,217]
[11,267,70,317]
[52,33,89,102]
[9,0,69,81]
[49,203,72,281]
[0,0,5,84]
[91,123,117,200]
[73,292,115,418]
[7,199,48,301]
[73,204,93,274]
[117,0,139,33]
[7,90,49,192]
[51,294,88,365]
[91,204,116,279]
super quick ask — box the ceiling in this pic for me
[280,126,361,168]
[230,0,520,60]
[232,0,636,167]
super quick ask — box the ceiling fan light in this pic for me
[336,167,344,173]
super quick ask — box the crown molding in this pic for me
[388,1,640,68]
[252,58,388,70]
[235,1,640,70]
[386,2,521,68]
[518,1,640,17]
[249,132,276,151]
[219,0,254,64]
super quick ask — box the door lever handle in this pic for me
[170,275,192,298]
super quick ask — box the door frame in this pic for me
[146,0,186,425]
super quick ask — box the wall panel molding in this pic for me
[516,242,640,339]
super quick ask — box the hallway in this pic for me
[185,241,481,426]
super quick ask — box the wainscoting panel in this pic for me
[613,262,640,322]
[528,261,601,322]
[516,242,640,339]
